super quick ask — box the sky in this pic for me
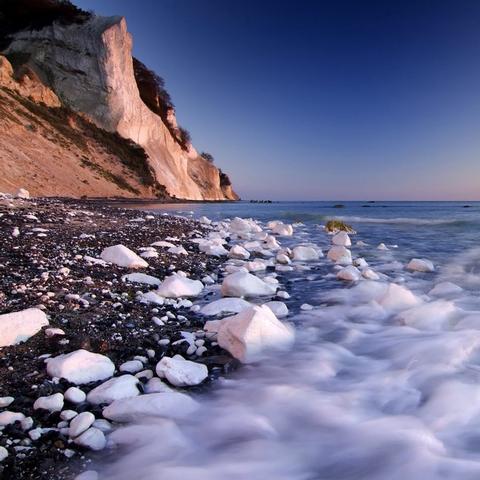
[75,0,480,200]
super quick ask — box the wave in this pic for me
[330,216,469,226]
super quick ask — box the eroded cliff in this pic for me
[1,1,237,200]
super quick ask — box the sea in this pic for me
[103,200,480,480]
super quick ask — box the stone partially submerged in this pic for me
[406,258,435,273]
[0,308,48,347]
[216,305,295,363]
[100,245,148,268]
[292,246,321,261]
[156,355,208,387]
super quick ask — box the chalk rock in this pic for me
[156,273,203,298]
[87,375,140,405]
[221,272,277,297]
[102,392,198,422]
[46,350,114,384]
[362,268,380,280]
[0,308,48,347]
[276,253,291,264]
[119,360,143,374]
[122,273,161,286]
[272,223,294,236]
[69,412,95,438]
[428,282,463,297]
[217,305,295,363]
[33,393,64,412]
[100,245,148,268]
[229,245,250,260]
[336,265,361,281]
[156,355,208,387]
[73,427,106,451]
[379,284,421,312]
[332,231,351,247]
[327,246,352,264]
[406,258,435,273]
[264,301,289,318]
[377,243,389,250]
[353,258,368,268]
[15,188,30,199]
[246,260,267,272]
[200,298,252,316]
[0,411,25,426]
[292,246,321,261]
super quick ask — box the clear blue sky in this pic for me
[75,0,480,200]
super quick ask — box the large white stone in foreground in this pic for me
[156,355,208,387]
[156,273,203,298]
[0,308,48,347]
[200,297,252,316]
[327,245,352,264]
[221,272,277,297]
[272,223,294,236]
[217,305,295,363]
[100,245,148,268]
[46,350,114,384]
[292,246,321,261]
[87,375,140,405]
[406,258,435,273]
[102,392,198,422]
[332,231,351,247]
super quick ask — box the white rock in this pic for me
[122,273,161,286]
[271,223,294,236]
[332,231,351,247]
[15,188,30,199]
[86,375,140,405]
[292,246,321,261]
[336,265,361,281]
[0,446,7,462]
[362,268,380,280]
[265,235,281,250]
[200,298,252,316]
[406,258,435,273]
[264,301,289,318]
[12,227,20,237]
[327,246,352,264]
[229,245,250,260]
[69,411,95,438]
[300,303,314,310]
[353,258,368,268]
[46,350,114,384]
[217,305,294,363]
[276,253,291,265]
[100,245,148,268]
[60,410,78,421]
[245,260,267,272]
[199,241,229,257]
[199,216,211,225]
[379,283,421,311]
[92,419,112,433]
[0,411,25,426]
[33,393,64,412]
[119,360,143,374]
[377,243,389,250]
[74,471,98,480]
[102,392,198,422]
[0,397,14,408]
[64,387,86,404]
[151,240,175,248]
[139,291,165,305]
[45,328,65,337]
[168,245,189,256]
[144,378,172,394]
[156,273,203,298]
[156,355,208,387]
[73,427,106,451]
[428,282,463,297]
[0,308,48,347]
[221,271,277,298]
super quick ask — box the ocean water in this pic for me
[102,200,480,480]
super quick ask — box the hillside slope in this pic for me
[0,1,238,200]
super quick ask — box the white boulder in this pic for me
[122,273,161,286]
[200,298,252,316]
[86,375,140,405]
[264,301,289,318]
[327,246,352,264]
[332,231,351,247]
[15,188,30,199]
[379,284,421,311]
[100,245,148,268]
[73,427,106,451]
[292,246,321,261]
[272,223,294,236]
[69,412,95,438]
[156,273,203,298]
[65,387,86,404]
[229,245,250,260]
[221,272,277,297]
[156,355,208,387]
[33,393,64,412]
[0,308,48,347]
[406,258,435,273]
[428,282,463,297]
[46,350,114,385]
[336,266,361,281]
[102,392,198,422]
[217,305,295,363]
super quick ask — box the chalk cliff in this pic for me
[1,3,237,200]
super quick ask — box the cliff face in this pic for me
[4,14,238,200]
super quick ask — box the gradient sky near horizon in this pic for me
[75,0,480,200]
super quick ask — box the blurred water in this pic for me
[101,201,480,480]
